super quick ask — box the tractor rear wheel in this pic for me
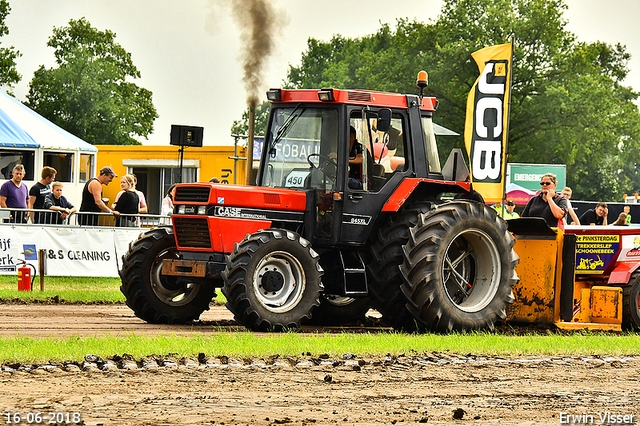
[367,202,433,331]
[222,229,323,331]
[622,271,640,329]
[400,201,518,332]
[119,226,216,324]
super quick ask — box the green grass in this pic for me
[0,275,226,304]
[0,275,125,303]
[1,331,639,364]
[1,277,638,364]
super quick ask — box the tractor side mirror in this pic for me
[376,109,392,133]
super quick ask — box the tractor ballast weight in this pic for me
[506,217,640,331]
[120,81,520,332]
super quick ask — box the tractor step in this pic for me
[340,250,368,296]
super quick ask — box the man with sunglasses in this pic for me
[521,173,569,227]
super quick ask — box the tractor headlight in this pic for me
[198,206,207,215]
[177,205,186,214]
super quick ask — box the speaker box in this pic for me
[170,125,204,147]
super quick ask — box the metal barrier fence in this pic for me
[0,207,171,228]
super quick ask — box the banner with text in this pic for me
[0,226,142,277]
[464,43,513,203]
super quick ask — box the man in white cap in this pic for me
[79,166,120,226]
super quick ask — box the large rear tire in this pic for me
[367,202,433,331]
[400,201,518,332]
[222,229,323,331]
[622,271,640,330]
[119,226,216,324]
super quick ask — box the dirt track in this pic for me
[1,304,639,426]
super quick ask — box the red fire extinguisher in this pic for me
[17,261,34,291]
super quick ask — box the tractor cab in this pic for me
[259,88,445,246]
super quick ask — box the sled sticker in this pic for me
[575,234,619,274]
[619,235,640,260]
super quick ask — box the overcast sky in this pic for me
[4,0,640,146]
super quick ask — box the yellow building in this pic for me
[97,145,247,214]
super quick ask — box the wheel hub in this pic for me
[261,270,285,292]
[150,249,201,307]
[442,228,500,312]
[253,251,307,313]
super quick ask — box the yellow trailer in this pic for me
[96,145,247,214]
[507,218,640,331]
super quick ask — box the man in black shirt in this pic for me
[28,166,56,224]
[580,202,608,226]
[79,166,120,226]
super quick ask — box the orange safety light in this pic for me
[416,70,428,89]
[416,71,429,104]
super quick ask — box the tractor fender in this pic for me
[608,261,640,284]
[381,178,472,212]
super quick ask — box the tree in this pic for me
[282,0,640,201]
[230,101,270,138]
[0,0,21,90]
[26,18,158,145]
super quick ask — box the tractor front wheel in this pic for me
[222,229,323,331]
[119,226,216,324]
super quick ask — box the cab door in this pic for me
[338,108,412,243]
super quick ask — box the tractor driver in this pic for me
[346,125,375,190]
[347,125,364,189]
[521,173,569,227]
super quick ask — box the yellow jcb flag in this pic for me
[464,43,513,203]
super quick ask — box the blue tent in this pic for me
[0,103,39,148]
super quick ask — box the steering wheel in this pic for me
[307,153,337,182]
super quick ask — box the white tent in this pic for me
[0,90,97,203]
[0,90,97,152]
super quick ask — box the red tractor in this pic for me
[119,79,519,332]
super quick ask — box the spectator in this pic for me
[209,177,220,183]
[43,182,76,225]
[114,173,147,225]
[0,164,29,223]
[580,202,608,226]
[79,166,120,226]
[492,200,503,215]
[521,173,568,227]
[613,212,629,226]
[504,200,520,219]
[624,205,632,224]
[161,184,177,216]
[28,166,57,224]
[113,173,147,214]
[112,174,139,227]
[493,200,519,219]
[560,186,580,225]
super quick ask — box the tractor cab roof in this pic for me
[266,88,437,112]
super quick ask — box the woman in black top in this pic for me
[112,174,139,227]
[521,173,568,227]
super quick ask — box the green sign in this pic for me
[507,163,566,191]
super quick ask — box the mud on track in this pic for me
[1,304,639,426]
